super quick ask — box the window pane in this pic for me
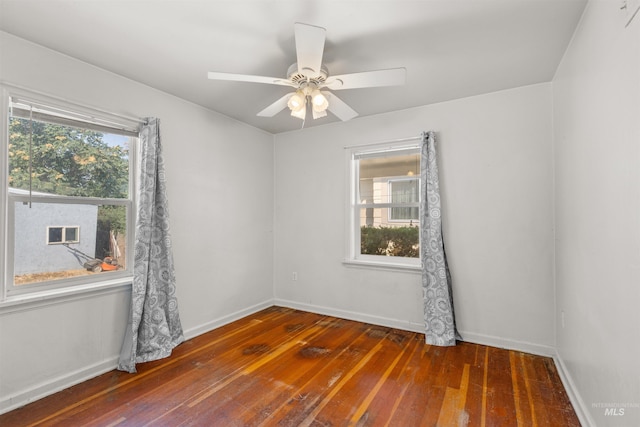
[8,116,130,198]
[391,179,419,203]
[359,209,419,258]
[358,153,420,204]
[13,201,128,285]
[48,227,63,244]
[353,149,421,261]
[64,227,79,243]
[390,179,419,220]
[390,206,419,220]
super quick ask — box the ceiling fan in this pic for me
[207,23,406,122]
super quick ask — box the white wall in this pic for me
[5,3,638,420]
[274,83,556,354]
[0,31,274,412]
[552,1,640,426]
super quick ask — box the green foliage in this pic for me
[360,225,419,258]
[8,117,129,198]
[97,205,126,235]
[9,117,130,247]
[96,205,126,259]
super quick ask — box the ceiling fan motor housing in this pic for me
[208,23,403,122]
[287,63,328,88]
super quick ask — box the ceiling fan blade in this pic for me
[324,68,406,90]
[324,92,358,121]
[294,23,326,77]
[257,93,292,117]
[208,71,294,87]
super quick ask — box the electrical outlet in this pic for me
[292,272,298,281]
[561,311,566,329]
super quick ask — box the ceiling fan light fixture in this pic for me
[312,108,327,120]
[310,89,328,112]
[287,91,306,112]
[290,103,307,120]
[207,23,405,125]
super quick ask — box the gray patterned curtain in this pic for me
[420,131,460,346]
[118,118,184,373]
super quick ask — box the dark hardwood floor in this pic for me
[0,307,579,426]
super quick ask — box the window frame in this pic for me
[344,141,422,271]
[46,225,81,245]
[1,86,139,302]
[45,225,80,245]
[388,177,420,222]
[63,226,79,244]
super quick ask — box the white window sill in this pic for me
[0,277,132,315]
[342,259,422,273]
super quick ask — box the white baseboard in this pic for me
[275,298,559,357]
[0,357,118,415]
[0,298,275,416]
[274,298,426,334]
[182,299,275,340]
[458,330,556,357]
[2,298,588,426]
[553,351,595,427]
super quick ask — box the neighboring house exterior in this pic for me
[358,153,420,228]
[360,175,419,227]
[10,188,98,276]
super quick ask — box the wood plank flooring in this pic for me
[0,307,579,426]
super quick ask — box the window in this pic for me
[389,179,419,221]
[346,143,421,268]
[2,89,138,296]
[47,226,80,244]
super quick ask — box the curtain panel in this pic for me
[420,131,460,346]
[118,118,184,373]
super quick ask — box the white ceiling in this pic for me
[0,0,586,134]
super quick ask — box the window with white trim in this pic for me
[389,178,419,221]
[46,226,80,244]
[347,143,421,267]
[2,89,138,296]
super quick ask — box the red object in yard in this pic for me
[101,257,119,271]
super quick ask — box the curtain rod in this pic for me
[344,134,423,150]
